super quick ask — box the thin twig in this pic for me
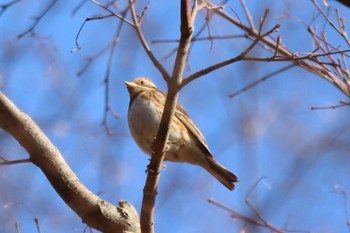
[34,218,41,233]
[206,1,350,97]
[242,48,350,62]
[0,155,31,165]
[101,9,127,135]
[0,0,21,17]
[205,8,214,51]
[239,0,256,31]
[310,100,350,110]
[72,0,88,16]
[333,185,350,228]
[209,177,309,233]
[229,64,295,98]
[245,177,270,225]
[152,34,247,44]
[76,44,112,76]
[17,0,57,39]
[72,14,115,53]
[181,17,280,89]
[311,0,350,46]
[129,0,170,81]
[89,0,134,26]
[137,0,150,24]
[15,222,19,233]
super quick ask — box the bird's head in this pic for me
[124,77,157,95]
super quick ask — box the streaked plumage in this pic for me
[125,77,239,190]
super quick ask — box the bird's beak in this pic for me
[124,81,133,92]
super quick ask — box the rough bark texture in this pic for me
[0,92,140,233]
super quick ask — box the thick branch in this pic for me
[336,0,350,9]
[140,0,194,232]
[0,92,140,233]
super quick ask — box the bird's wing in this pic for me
[175,103,214,157]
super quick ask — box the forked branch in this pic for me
[205,1,350,97]
[209,177,309,233]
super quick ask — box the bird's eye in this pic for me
[140,80,144,85]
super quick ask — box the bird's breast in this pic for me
[128,93,163,154]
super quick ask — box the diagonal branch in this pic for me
[17,0,57,39]
[0,92,140,233]
[89,0,134,26]
[181,12,279,89]
[228,64,295,98]
[129,0,170,81]
[206,1,350,97]
[209,177,309,233]
[0,0,21,17]
[311,0,350,46]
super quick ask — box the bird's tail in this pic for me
[205,157,239,190]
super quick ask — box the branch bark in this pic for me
[128,0,170,81]
[0,92,140,233]
[206,1,350,97]
[139,0,194,232]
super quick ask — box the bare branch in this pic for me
[101,9,127,134]
[72,0,88,16]
[336,0,350,8]
[76,43,111,76]
[209,177,310,233]
[129,0,170,81]
[311,0,350,46]
[72,14,115,53]
[152,34,247,44]
[4,201,40,232]
[239,0,256,31]
[137,0,151,24]
[333,185,350,228]
[229,64,295,98]
[17,0,57,39]
[0,0,21,17]
[89,0,134,26]
[0,155,31,165]
[181,17,280,89]
[206,2,350,97]
[310,100,350,110]
[140,0,194,232]
[0,92,140,233]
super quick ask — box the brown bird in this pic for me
[125,77,239,190]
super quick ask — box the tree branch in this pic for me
[139,0,194,232]
[17,0,57,39]
[0,92,140,233]
[0,155,31,165]
[128,0,170,81]
[209,177,309,233]
[181,11,279,89]
[206,1,350,97]
[0,0,21,17]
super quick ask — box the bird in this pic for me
[124,77,239,190]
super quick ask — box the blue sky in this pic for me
[0,0,350,232]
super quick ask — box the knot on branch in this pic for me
[181,25,194,38]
